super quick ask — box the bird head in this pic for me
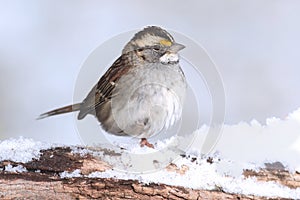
[123,26,185,64]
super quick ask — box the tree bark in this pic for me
[0,147,298,199]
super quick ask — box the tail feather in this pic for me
[37,103,82,120]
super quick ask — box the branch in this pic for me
[0,146,298,199]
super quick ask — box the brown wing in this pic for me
[77,53,134,120]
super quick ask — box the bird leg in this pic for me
[140,138,154,148]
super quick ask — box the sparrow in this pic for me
[38,26,187,148]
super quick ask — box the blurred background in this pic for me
[1,1,300,145]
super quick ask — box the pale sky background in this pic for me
[1,1,300,145]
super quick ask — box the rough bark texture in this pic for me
[0,147,298,200]
[244,166,300,189]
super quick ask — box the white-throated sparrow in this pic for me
[39,26,187,148]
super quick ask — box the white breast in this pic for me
[110,62,186,138]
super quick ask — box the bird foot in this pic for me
[140,138,154,148]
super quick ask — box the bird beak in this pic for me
[169,43,185,53]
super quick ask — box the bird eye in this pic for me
[153,46,160,51]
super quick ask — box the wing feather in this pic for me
[77,54,134,119]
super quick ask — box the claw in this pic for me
[140,138,154,148]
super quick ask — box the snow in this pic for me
[0,137,53,163]
[211,107,300,172]
[86,152,300,198]
[60,169,82,178]
[1,108,300,198]
[87,161,300,199]
[4,164,27,173]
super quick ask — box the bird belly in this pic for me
[102,63,186,138]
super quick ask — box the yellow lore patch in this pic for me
[160,39,172,47]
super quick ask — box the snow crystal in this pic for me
[287,107,300,122]
[201,108,300,172]
[71,146,92,156]
[5,164,27,173]
[0,137,54,163]
[60,169,82,178]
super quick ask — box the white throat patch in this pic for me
[159,53,179,64]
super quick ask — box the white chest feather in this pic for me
[110,62,186,138]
